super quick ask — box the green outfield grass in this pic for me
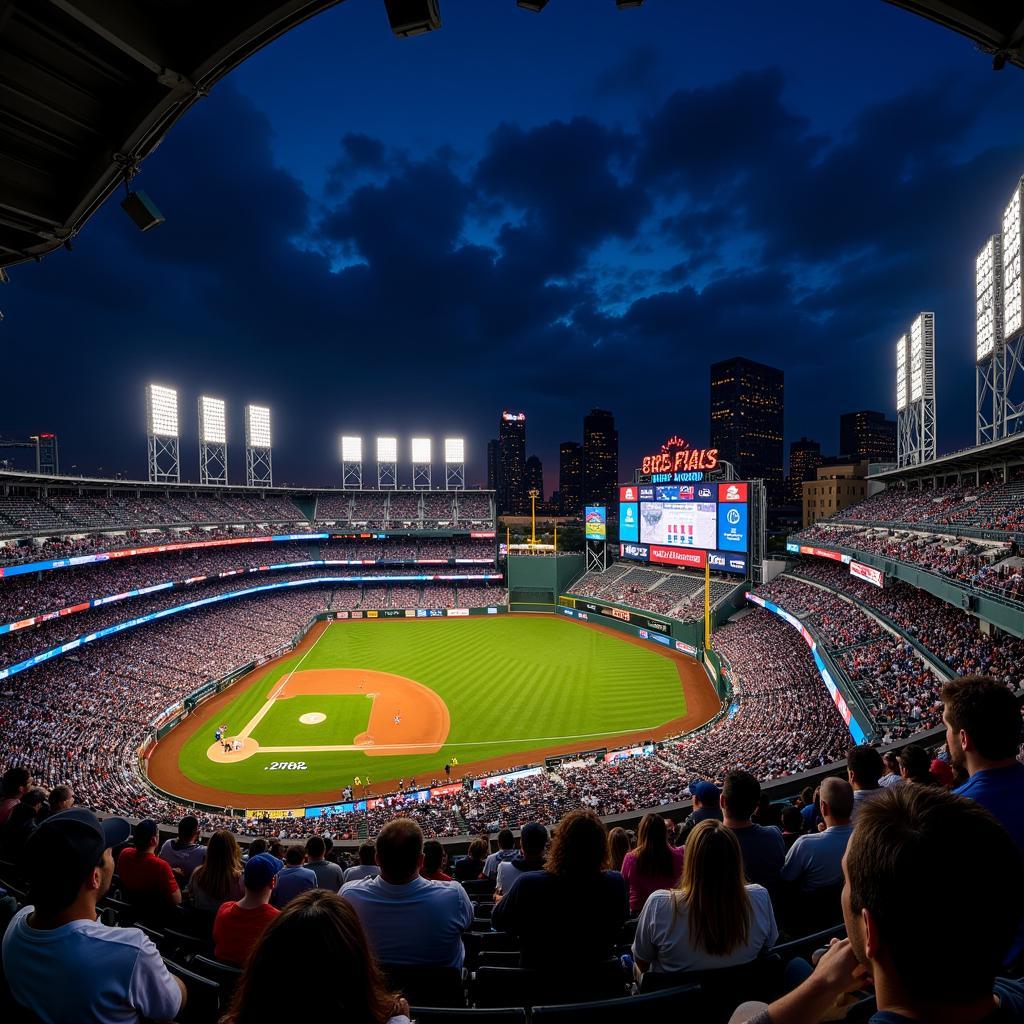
[176,616,687,802]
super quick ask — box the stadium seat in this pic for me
[769,923,846,966]
[380,963,465,1007]
[462,878,497,898]
[191,954,244,1002]
[410,1009,526,1024]
[531,984,702,1023]
[163,960,221,1024]
[161,926,211,964]
[472,960,626,1008]
[781,882,844,937]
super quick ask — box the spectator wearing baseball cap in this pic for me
[213,853,282,966]
[496,823,548,898]
[1,808,185,1023]
[117,818,181,923]
[677,780,722,846]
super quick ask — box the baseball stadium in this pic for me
[1,3,1023,1023]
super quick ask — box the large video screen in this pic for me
[618,482,749,575]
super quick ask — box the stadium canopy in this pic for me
[0,0,1020,272]
[872,431,1024,484]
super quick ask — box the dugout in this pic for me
[507,553,585,612]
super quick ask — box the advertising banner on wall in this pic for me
[850,561,884,588]
[584,506,607,541]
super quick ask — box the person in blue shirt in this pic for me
[731,785,1024,1024]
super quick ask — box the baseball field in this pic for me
[148,615,717,809]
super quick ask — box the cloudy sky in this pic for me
[3,0,1022,490]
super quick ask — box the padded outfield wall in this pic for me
[507,553,585,612]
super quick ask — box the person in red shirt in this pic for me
[214,853,282,965]
[116,818,180,921]
[420,840,453,882]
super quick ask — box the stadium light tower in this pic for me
[895,334,913,468]
[411,437,432,489]
[341,435,363,489]
[146,384,180,483]
[244,404,273,487]
[377,436,398,489]
[1002,176,1024,437]
[976,235,1005,446]
[198,395,228,485]
[898,313,937,468]
[444,437,465,490]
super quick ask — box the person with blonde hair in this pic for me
[186,830,244,912]
[632,819,777,976]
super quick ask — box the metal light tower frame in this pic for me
[341,435,363,489]
[914,312,937,464]
[377,436,398,489]
[895,334,917,468]
[444,437,465,490]
[977,235,1005,446]
[245,404,273,487]
[411,437,432,489]
[146,384,180,483]
[198,396,228,485]
[1003,177,1024,438]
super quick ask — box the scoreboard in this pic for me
[617,481,749,575]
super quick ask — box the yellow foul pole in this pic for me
[704,560,711,650]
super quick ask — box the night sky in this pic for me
[3,1,1023,491]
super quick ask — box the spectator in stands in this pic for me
[116,819,181,920]
[607,826,631,871]
[898,744,933,785]
[678,781,723,845]
[213,852,282,966]
[930,757,956,788]
[491,809,628,972]
[780,778,853,893]
[737,787,1024,1024]
[780,806,803,850]
[1,792,46,858]
[271,845,318,908]
[721,771,786,894]
[483,828,519,877]
[633,819,778,977]
[305,835,344,890]
[158,814,205,883]
[496,822,547,897]
[46,785,73,815]
[2,808,185,1023]
[800,787,823,833]
[222,890,410,1024]
[343,841,381,883]
[186,830,244,912]
[453,837,488,881]
[942,676,1024,851]
[846,745,884,821]
[621,813,686,915]
[878,752,902,789]
[0,766,31,825]
[420,839,452,881]
[341,817,473,968]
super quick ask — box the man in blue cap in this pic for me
[1,807,185,1023]
[213,851,282,966]
[677,780,723,845]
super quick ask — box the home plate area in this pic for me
[205,668,450,763]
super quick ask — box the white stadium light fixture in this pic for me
[376,435,398,489]
[444,437,465,463]
[147,384,178,437]
[341,435,363,462]
[245,405,272,449]
[977,237,998,363]
[411,437,432,464]
[895,335,907,412]
[377,436,398,463]
[199,396,227,444]
[1003,179,1023,339]
[910,316,924,403]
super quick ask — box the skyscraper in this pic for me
[525,455,544,499]
[486,439,500,493]
[839,410,897,464]
[710,357,784,505]
[788,437,823,504]
[559,441,583,516]
[582,408,619,513]
[497,411,527,515]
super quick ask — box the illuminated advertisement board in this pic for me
[850,561,884,588]
[584,506,607,541]
[619,502,639,542]
[717,503,748,551]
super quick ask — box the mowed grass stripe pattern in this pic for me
[253,695,371,748]
[177,617,685,798]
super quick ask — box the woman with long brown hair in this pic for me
[187,830,243,912]
[632,819,777,976]
[222,889,410,1024]
[620,813,685,915]
[607,826,631,872]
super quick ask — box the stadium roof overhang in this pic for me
[883,2,1024,70]
[871,432,1024,484]
[0,0,347,270]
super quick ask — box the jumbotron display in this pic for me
[617,481,749,574]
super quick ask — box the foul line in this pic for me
[237,623,333,740]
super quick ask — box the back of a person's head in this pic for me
[546,810,608,879]
[422,839,445,874]
[882,751,900,774]
[467,838,488,861]
[607,827,630,869]
[306,835,326,860]
[285,845,305,866]
[847,785,1024,1006]
[376,818,423,879]
[941,676,1021,760]
[820,776,854,820]
[358,840,376,865]
[1,766,29,798]
[722,770,760,821]
[21,788,47,810]
[520,823,548,857]
[248,838,267,857]
[223,890,397,1024]
[899,744,932,784]
[178,814,199,842]
[48,785,72,809]
[847,744,883,788]
[677,819,750,956]
[497,828,514,850]
[634,813,672,877]
[781,806,802,832]
[196,830,242,899]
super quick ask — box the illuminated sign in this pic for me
[620,485,639,502]
[640,435,719,475]
[717,503,748,552]
[584,506,607,541]
[850,560,884,588]
[501,411,526,422]
[649,545,706,569]
[619,503,639,542]
[718,482,748,503]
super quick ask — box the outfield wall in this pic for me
[507,554,585,612]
